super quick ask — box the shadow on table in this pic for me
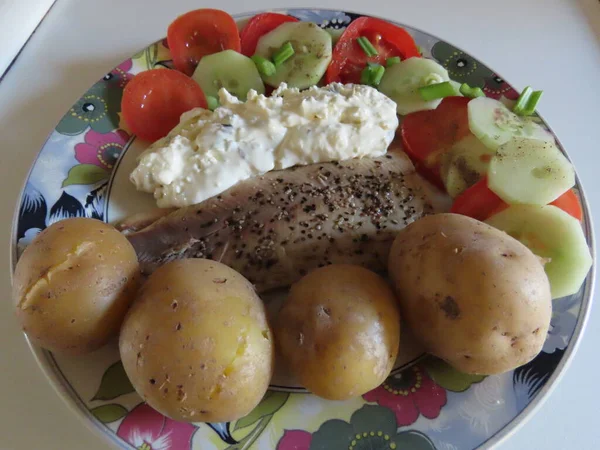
[577,0,600,43]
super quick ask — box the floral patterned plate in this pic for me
[10,8,595,450]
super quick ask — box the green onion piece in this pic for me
[513,86,542,116]
[360,66,372,84]
[206,95,219,111]
[360,63,385,87]
[370,64,385,86]
[273,42,295,66]
[459,83,485,98]
[513,86,532,115]
[251,55,276,77]
[386,56,401,67]
[357,36,379,57]
[418,81,456,101]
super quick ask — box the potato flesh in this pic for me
[12,218,140,354]
[275,264,400,400]
[387,213,552,375]
[119,259,274,423]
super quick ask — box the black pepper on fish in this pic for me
[123,152,447,292]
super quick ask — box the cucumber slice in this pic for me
[440,135,495,197]
[378,57,450,115]
[468,97,553,150]
[192,50,265,101]
[254,22,332,89]
[486,205,592,299]
[488,137,575,205]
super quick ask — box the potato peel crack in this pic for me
[18,241,95,310]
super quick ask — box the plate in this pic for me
[10,8,595,450]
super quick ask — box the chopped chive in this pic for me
[206,95,219,111]
[251,55,276,77]
[360,63,385,87]
[418,81,456,101]
[513,86,542,116]
[360,66,372,84]
[386,56,401,67]
[459,83,485,98]
[357,36,378,57]
[273,42,295,66]
[370,64,385,86]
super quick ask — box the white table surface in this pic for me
[1,0,599,449]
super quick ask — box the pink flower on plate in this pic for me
[74,129,129,170]
[116,403,197,450]
[105,59,134,88]
[277,429,313,450]
[363,365,447,426]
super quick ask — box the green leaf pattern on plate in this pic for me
[92,361,134,401]
[234,391,289,431]
[62,164,108,187]
[423,356,486,392]
[91,404,128,423]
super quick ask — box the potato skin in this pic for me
[388,213,552,375]
[275,264,400,400]
[12,218,140,354]
[119,259,274,423]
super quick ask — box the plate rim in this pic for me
[9,7,596,450]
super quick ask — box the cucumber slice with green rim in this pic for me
[254,22,332,89]
[468,96,553,150]
[378,57,450,115]
[192,49,265,101]
[440,135,495,198]
[488,137,575,205]
[486,205,592,299]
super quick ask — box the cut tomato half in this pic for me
[167,9,241,76]
[240,13,298,56]
[325,17,419,84]
[401,96,471,186]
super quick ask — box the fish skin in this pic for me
[124,152,448,292]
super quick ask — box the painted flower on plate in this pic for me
[289,9,352,29]
[103,59,134,88]
[116,403,197,450]
[277,404,436,450]
[363,365,447,426]
[431,41,492,87]
[55,80,123,135]
[483,74,520,100]
[74,129,129,170]
[543,295,579,353]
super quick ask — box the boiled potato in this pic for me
[119,259,274,423]
[12,218,140,354]
[275,264,400,400]
[388,213,552,375]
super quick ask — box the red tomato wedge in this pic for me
[401,96,471,187]
[240,13,298,56]
[325,17,419,84]
[121,69,207,142]
[451,178,583,222]
[450,177,505,221]
[167,9,241,76]
[550,189,583,221]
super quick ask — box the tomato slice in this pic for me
[121,69,207,142]
[550,189,583,221]
[325,17,419,84]
[401,96,471,186]
[167,9,241,76]
[450,177,506,221]
[451,178,583,222]
[240,13,298,56]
